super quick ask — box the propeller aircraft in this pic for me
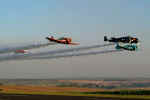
[104,36,139,44]
[46,36,79,45]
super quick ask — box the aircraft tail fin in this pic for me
[104,36,108,41]
[45,37,49,40]
[115,43,121,50]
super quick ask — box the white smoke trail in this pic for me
[0,42,56,54]
[0,43,116,62]
[0,49,122,62]
[27,49,123,60]
[27,43,114,57]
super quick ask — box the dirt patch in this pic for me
[0,85,101,93]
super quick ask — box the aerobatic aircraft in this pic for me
[46,36,79,45]
[115,43,138,51]
[14,50,29,54]
[0,42,55,54]
[104,36,139,44]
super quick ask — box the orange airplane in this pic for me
[46,36,79,45]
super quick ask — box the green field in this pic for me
[1,89,150,100]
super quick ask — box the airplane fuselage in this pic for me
[104,36,139,44]
[115,44,138,51]
[46,36,79,45]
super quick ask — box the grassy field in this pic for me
[0,85,150,100]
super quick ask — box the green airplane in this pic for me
[115,43,138,51]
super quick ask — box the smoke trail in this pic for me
[27,43,114,57]
[0,43,115,62]
[0,42,56,54]
[28,49,123,60]
[0,49,123,62]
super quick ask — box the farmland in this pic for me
[0,79,150,100]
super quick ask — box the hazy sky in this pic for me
[0,0,150,78]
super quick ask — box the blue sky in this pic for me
[0,0,149,43]
[0,0,150,78]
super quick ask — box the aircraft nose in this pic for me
[132,38,139,43]
[136,38,139,43]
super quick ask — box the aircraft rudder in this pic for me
[115,43,121,50]
[104,36,108,41]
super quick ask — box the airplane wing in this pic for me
[48,39,79,45]
[69,43,80,45]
